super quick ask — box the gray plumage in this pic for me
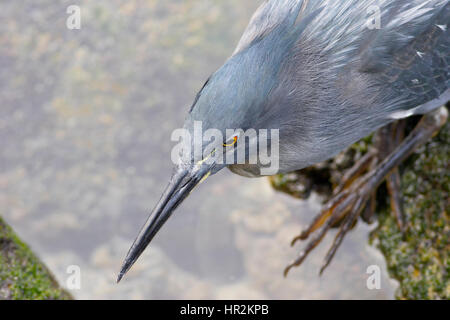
[187,0,449,176]
[118,0,449,282]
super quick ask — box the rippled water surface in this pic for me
[0,0,397,299]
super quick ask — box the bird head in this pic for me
[117,2,319,282]
[116,99,241,282]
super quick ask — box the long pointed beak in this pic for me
[117,164,211,283]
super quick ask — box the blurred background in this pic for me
[0,0,397,299]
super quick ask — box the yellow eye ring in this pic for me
[223,136,238,147]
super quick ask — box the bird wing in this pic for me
[359,0,450,114]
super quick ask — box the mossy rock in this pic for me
[371,119,449,300]
[0,217,72,300]
[270,111,449,300]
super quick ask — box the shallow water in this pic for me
[0,0,397,299]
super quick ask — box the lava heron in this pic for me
[118,0,449,282]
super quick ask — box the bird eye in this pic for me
[223,135,238,147]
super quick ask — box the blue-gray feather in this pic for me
[186,0,449,177]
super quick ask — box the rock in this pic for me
[371,119,449,299]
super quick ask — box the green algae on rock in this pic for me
[0,217,72,300]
